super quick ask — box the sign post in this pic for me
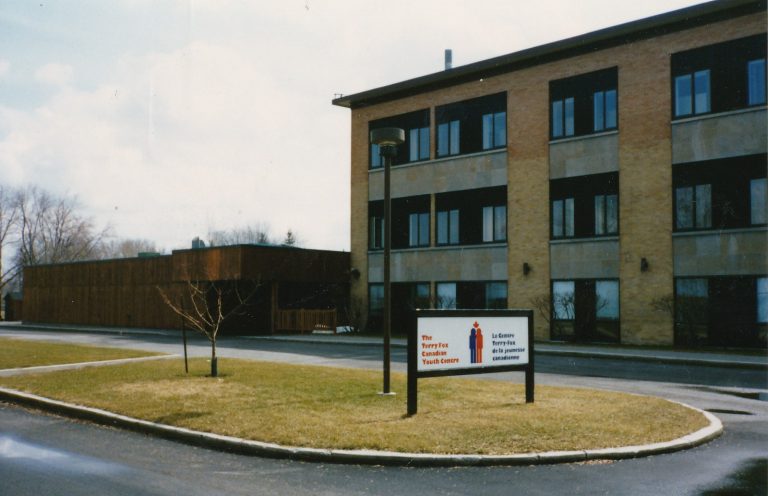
[408,309,534,416]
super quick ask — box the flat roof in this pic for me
[332,0,766,109]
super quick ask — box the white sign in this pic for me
[416,316,529,372]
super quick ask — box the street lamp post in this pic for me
[370,127,404,395]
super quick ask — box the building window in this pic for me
[437,209,459,245]
[673,155,767,232]
[550,67,617,139]
[436,282,456,309]
[596,280,619,320]
[675,184,711,230]
[551,279,620,343]
[482,111,506,150]
[551,97,574,138]
[437,281,507,310]
[751,178,767,225]
[370,143,381,169]
[674,278,709,346]
[409,126,430,162]
[593,89,617,132]
[594,194,618,235]
[482,205,506,242]
[552,198,574,238]
[552,281,575,320]
[369,284,384,314]
[674,70,710,117]
[672,34,766,118]
[551,172,618,239]
[485,282,507,309]
[390,195,430,249]
[369,214,384,250]
[368,201,384,250]
[437,120,460,157]
[673,276,767,349]
[435,186,506,246]
[758,277,768,324]
[748,58,767,106]
[408,212,429,247]
[436,92,506,157]
[414,283,431,309]
[369,109,430,168]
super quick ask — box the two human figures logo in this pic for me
[469,321,484,364]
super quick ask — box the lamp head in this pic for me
[370,127,405,146]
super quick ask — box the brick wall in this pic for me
[347,10,766,342]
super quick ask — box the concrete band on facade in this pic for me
[0,387,723,467]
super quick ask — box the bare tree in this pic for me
[208,223,272,247]
[98,238,160,259]
[531,291,610,339]
[530,292,573,337]
[0,186,20,297]
[14,186,109,267]
[157,278,259,377]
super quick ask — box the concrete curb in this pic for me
[0,355,179,377]
[0,387,723,467]
[0,323,180,339]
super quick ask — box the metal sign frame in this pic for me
[407,309,534,416]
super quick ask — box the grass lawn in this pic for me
[0,337,163,369]
[0,356,710,455]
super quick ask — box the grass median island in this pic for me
[0,337,163,369]
[0,356,710,455]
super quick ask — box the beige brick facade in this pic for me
[340,3,766,345]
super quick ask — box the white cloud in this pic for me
[0,39,352,252]
[34,63,74,86]
[1,0,704,253]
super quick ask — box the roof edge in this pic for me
[332,0,766,109]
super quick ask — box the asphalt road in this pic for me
[0,330,766,495]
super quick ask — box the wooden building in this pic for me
[22,245,350,334]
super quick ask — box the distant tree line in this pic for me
[0,185,303,295]
[206,224,300,248]
[0,185,159,294]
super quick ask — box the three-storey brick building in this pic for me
[333,0,767,348]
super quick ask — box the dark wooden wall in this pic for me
[22,246,350,333]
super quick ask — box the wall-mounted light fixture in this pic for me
[640,257,649,272]
[523,262,531,276]
[349,268,360,280]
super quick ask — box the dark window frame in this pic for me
[674,275,767,348]
[435,186,507,246]
[671,34,767,120]
[368,201,384,251]
[550,278,620,343]
[747,57,767,106]
[436,208,460,246]
[550,172,619,239]
[482,204,507,243]
[369,109,430,169]
[436,92,507,158]
[550,67,618,140]
[672,154,767,232]
[435,280,508,310]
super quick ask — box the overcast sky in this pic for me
[0,0,703,253]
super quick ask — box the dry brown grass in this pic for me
[0,356,709,455]
[0,337,161,369]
